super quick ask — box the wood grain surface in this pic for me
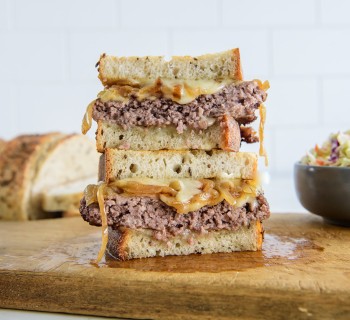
[0,213,349,319]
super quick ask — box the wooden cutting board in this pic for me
[0,213,349,320]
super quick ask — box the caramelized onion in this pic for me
[113,180,176,196]
[259,104,268,166]
[254,79,270,91]
[84,184,99,206]
[217,185,237,206]
[89,178,259,216]
[94,183,108,264]
[81,100,95,135]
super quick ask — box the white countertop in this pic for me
[0,310,114,320]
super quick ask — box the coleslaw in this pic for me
[301,130,350,167]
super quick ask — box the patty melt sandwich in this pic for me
[80,48,270,261]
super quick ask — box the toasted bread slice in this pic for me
[42,176,97,212]
[104,149,257,182]
[98,49,243,86]
[0,133,64,220]
[96,115,240,152]
[32,135,98,192]
[107,221,263,261]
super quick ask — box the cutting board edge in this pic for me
[1,270,350,320]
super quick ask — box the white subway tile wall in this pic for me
[1,0,349,212]
[0,0,8,30]
[69,31,169,81]
[222,0,316,26]
[121,0,219,28]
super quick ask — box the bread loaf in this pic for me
[0,133,99,220]
[0,133,64,220]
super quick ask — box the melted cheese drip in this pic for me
[81,100,95,135]
[259,104,268,166]
[94,183,108,264]
[172,179,202,202]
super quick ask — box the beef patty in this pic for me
[80,194,270,241]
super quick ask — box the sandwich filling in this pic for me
[89,80,267,134]
[83,178,261,214]
[80,193,269,242]
[79,177,270,243]
[82,79,269,162]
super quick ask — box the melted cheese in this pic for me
[172,179,202,203]
[98,78,233,105]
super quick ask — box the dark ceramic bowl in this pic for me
[294,163,350,227]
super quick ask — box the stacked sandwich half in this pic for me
[80,49,270,261]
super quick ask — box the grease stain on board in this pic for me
[26,231,324,273]
[102,233,324,272]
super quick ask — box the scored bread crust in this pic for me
[107,221,263,261]
[0,139,6,153]
[98,49,243,87]
[0,133,64,220]
[104,149,257,182]
[96,116,241,153]
[0,134,99,220]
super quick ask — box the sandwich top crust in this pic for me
[98,49,243,87]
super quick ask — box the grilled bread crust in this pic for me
[104,149,257,182]
[98,49,243,86]
[96,115,241,153]
[107,221,263,261]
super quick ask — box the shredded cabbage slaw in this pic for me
[301,130,350,167]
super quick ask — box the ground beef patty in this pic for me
[80,194,270,241]
[93,81,266,133]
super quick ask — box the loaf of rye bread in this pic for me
[0,134,98,220]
